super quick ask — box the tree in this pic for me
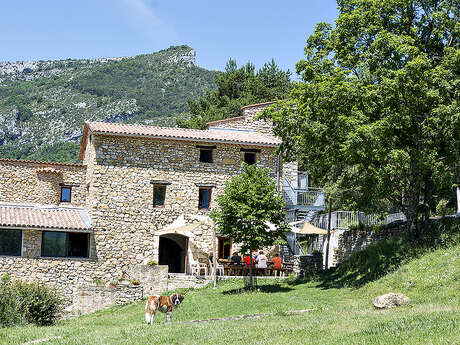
[211,164,289,258]
[177,59,291,129]
[262,0,459,240]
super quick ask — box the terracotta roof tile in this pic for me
[240,101,277,110]
[79,121,281,159]
[88,122,280,145]
[0,204,92,231]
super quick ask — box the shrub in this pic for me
[146,259,158,266]
[12,280,63,326]
[0,275,63,327]
[0,275,25,327]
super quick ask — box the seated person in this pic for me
[272,253,283,271]
[256,250,267,269]
[231,252,242,264]
[243,254,255,268]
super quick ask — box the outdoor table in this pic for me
[225,263,245,276]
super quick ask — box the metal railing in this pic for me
[285,231,304,256]
[283,178,325,208]
[311,211,407,230]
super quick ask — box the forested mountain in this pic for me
[0,46,216,163]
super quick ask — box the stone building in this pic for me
[0,102,325,313]
[0,103,282,297]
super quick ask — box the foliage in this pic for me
[146,260,158,266]
[177,59,292,129]
[0,142,81,164]
[211,164,289,254]
[0,275,24,327]
[262,0,459,239]
[0,275,63,327]
[12,280,64,326]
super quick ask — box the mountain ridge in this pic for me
[0,45,217,163]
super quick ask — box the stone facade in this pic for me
[207,102,298,186]
[0,103,288,315]
[0,159,86,206]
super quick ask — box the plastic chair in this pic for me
[188,251,207,276]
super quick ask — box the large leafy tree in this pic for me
[177,59,291,129]
[262,0,459,239]
[210,164,289,254]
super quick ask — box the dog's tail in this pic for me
[145,296,160,324]
[145,299,151,324]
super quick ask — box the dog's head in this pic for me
[170,293,184,307]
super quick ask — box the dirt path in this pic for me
[178,308,312,324]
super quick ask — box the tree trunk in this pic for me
[421,173,435,235]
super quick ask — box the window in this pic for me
[244,152,256,165]
[153,185,166,207]
[200,149,213,163]
[198,188,211,210]
[0,229,22,256]
[60,186,72,202]
[218,237,232,260]
[41,231,89,258]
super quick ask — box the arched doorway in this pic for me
[159,234,188,273]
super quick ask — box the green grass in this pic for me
[2,220,459,344]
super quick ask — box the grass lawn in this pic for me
[1,242,459,345]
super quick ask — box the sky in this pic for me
[0,0,338,74]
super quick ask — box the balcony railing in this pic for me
[283,178,325,208]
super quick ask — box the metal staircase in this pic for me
[281,173,326,259]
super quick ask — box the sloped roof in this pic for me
[0,203,92,231]
[206,101,277,127]
[79,121,281,159]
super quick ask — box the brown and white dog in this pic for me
[145,294,184,324]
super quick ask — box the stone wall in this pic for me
[69,284,144,316]
[127,264,169,296]
[0,256,99,298]
[207,103,275,135]
[294,254,323,277]
[0,159,87,206]
[337,226,406,264]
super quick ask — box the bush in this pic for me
[0,275,63,327]
[0,275,25,327]
[12,280,63,326]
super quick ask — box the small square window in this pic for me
[200,149,213,163]
[60,186,72,202]
[154,185,166,207]
[244,152,256,165]
[199,188,211,210]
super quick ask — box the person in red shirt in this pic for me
[271,253,283,276]
[243,254,255,268]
